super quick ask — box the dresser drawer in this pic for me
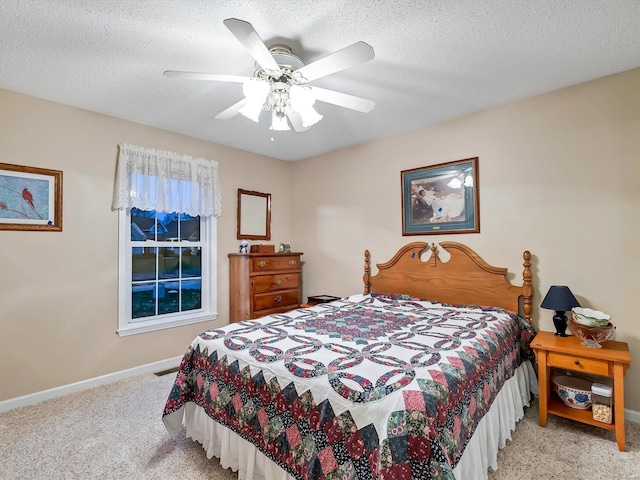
[254,304,301,318]
[253,289,300,311]
[251,255,301,272]
[252,273,301,293]
[548,351,609,376]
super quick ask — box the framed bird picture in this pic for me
[0,163,63,231]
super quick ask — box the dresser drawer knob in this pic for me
[274,279,283,286]
[257,261,266,268]
[574,360,580,366]
[289,260,297,265]
[274,295,282,302]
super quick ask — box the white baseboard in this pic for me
[0,355,183,413]
[626,408,640,424]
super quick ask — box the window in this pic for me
[117,208,217,335]
[113,144,221,336]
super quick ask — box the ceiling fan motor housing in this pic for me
[253,45,307,85]
[268,44,304,70]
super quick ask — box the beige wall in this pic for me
[0,88,293,400]
[1,68,638,412]
[291,68,640,411]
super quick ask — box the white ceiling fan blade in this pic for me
[215,98,248,119]
[287,111,310,132]
[311,86,375,113]
[296,41,374,82]
[223,18,281,74]
[164,71,249,83]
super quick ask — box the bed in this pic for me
[163,241,537,480]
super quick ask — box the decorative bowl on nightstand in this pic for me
[552,375,592,409]
[569,317,615,348]
[571,307,611,327]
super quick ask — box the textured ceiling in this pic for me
[0,1,638,161]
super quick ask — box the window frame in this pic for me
[117,208,217,336]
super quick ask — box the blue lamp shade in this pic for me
[540,286,580,311]
[540,285,581,337]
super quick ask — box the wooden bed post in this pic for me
[363,249,371,294]
[522,250,532,324]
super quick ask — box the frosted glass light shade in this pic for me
[290,85,314,108]
[298,106,323,127]
[270,111,290,131]
[290,85,323,127]
[239,79,269,122]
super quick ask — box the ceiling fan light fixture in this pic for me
[270,110,290,131]
[289,84,313,107]
[290,85,323,127]
[238,78,269,122]
[269,81,290,110]
[298,106,323,127]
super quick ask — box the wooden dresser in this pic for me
[228,252,303,323]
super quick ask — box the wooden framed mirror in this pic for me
[237,189,271,240]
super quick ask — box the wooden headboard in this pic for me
[363,241,532,324]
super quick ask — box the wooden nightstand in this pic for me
[531,331,631,451]
[301,295,341,308]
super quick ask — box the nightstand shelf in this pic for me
[531,331,631,451]
[547,397,615,431]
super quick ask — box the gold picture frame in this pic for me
[0,163,63,231]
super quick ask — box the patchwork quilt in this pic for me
[163,294,535,480]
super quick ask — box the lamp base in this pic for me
[553,312,568,337]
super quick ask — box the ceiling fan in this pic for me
[164,18,375,132]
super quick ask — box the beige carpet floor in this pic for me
[1,372,638,480]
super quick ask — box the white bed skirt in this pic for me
[165,360,537,480]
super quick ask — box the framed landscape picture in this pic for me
[0,163,63,231]
[401,157,479,235]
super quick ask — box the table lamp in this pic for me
[540,285,581,337]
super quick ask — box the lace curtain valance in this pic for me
[112,144,222,217]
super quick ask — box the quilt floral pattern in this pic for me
[163,295,535,480]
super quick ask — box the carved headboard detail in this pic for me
[363,241,532,323]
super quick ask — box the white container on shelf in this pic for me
[591,383,613,424]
